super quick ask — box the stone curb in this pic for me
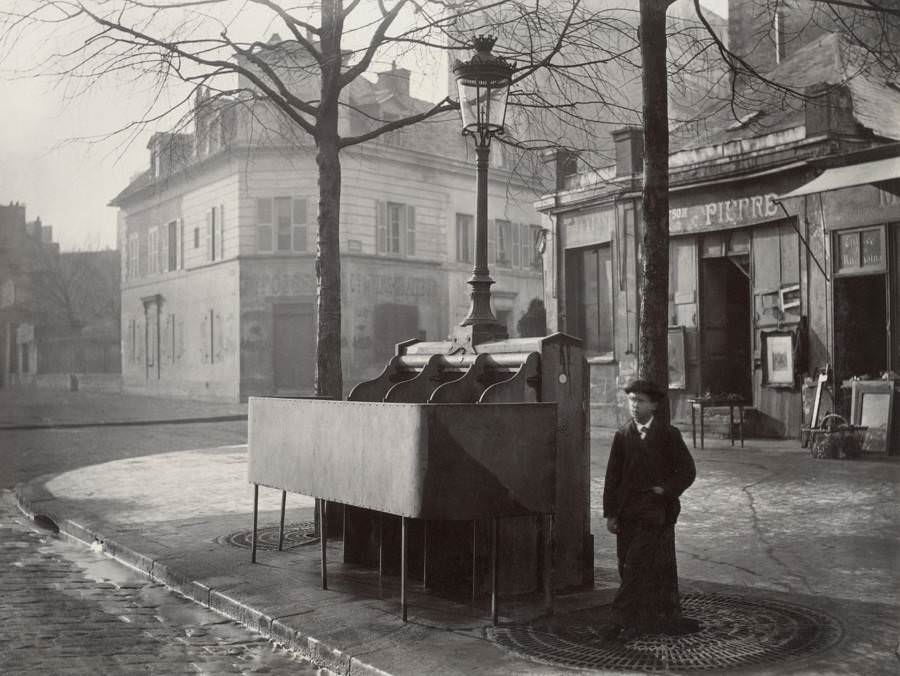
[0,414,246,431]
[14,480,389,676]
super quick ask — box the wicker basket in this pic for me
[804,414,867,460]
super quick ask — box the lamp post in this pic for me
[453,35,514,348]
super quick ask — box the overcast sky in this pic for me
[0,0,728,252]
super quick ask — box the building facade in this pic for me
[1,203,121,389]
[537,31,900,437]
[112,63,544,401]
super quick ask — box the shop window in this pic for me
[834,226,886,276]
[567,245,613,356]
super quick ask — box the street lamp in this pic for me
[453,35,514,346]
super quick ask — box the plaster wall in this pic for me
[122,261,240,401]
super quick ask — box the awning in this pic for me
[778,156,900,199]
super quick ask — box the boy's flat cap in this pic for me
[624,378,666,401]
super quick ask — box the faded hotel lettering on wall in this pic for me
[242,272,317,297]
[346,273,437,300]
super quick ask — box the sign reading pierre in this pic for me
[670,192,779,233]
[564,192,781,246]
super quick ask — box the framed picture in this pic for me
[667,325,686,390]
[779,284,801,311]
[802,369,830,448]
[851,380,894,455]
[762,331,794,387]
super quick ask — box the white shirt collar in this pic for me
[636,417,654,432]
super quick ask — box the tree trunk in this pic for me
[315,0,343,400]
[639,0,672,420]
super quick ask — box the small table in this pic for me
[688,396,746,449]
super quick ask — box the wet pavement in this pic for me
[0,490,329,675]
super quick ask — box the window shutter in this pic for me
[161,225,169,273]
[376,200,387,253]
[468,219,475,262]
[219,205,225,260]
[487,219,496,265]
[293,198,308,252]
[257,198,273,253]
[205,211,212,261]
[511,223,521,268]
[178,219,184,269]
[405,205,416,256]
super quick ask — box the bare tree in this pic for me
[3,0,637,399]
[33,246,120,333]
[638,0,675,417]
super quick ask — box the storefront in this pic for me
[665,176,809,435]
[779,152,900,418]
[544,166,817,435]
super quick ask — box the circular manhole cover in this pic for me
[219,521,318,551]
[491,593,843,672]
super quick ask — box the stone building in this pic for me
[0,203,47,386]
[0,203,121,389]
[536,30,900,438]
[111,57,544,401]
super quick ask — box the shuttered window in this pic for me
[375,200,416,256]
[257,197,308,253]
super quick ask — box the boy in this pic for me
[601,378,697,642]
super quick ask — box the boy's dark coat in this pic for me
[603,420,696,526]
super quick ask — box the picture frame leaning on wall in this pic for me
[762,330,794,387]
[850,380,895,455]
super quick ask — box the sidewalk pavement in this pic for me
[0,388,247,428]
[12,395,900,674]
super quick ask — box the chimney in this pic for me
[805,84,856,138]
[612,126,644,177]
[377,62,411,98]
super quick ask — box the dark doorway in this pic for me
[700,256,752,400]
[272,303,315,393]
[833,274,887,389]
[373,303,420,364]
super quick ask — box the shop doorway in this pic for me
[373,303,420,364]
[272,303,315,393]
[700,256,752,400]
[833,274,887,388]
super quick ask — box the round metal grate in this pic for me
[219,521,318,551]
[490,593,843,672]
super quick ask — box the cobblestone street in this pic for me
[0,490,328,675]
